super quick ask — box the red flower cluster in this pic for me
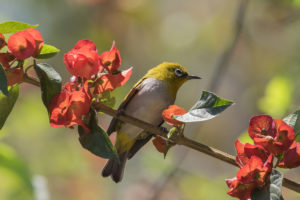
[49,82,91,133]
[0,28,44,86]
[249,115,294,156]
[49,40,132,133]
[226,115,298,200]
[64,39,101,79]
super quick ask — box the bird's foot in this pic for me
[117,109,125,117]
[159,126,168,133]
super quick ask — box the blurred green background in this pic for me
[1,0,300,199]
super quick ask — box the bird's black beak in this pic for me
[186,75,201,80]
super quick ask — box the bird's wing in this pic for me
[106,78,145,135]
[127,120,164,159]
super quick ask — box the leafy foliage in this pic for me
[0,64,8,96]
[36,44,60,59]
[283,110,300,140]
[78,110,119,162]
[0,21,38,34]
[174,91,233,122]
[251,169,283,200]
[0,85,19,129]
[34,63,62,108]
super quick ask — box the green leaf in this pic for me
[0,85,19,129]
[0,64,8,96]
[36,44,60,59]
[34,63,62,108]
[283,110,300,139]
[174,91,234,123]
[78,110,119,162]
[251,169,284,200]
[0,21,39,34]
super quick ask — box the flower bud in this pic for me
[7,30,36,60]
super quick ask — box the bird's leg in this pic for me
[158,126,168,134]
[116,108,126,117]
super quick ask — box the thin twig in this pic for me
[93,102,300,193]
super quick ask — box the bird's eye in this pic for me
[174,68,184,77]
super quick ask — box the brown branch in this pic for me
[93,102,300,193]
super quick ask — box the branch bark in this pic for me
[93,102,300,193]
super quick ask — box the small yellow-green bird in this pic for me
[102,62,200,182]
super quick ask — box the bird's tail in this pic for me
[102,151,128,183]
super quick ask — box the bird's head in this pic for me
[145,62,201,97]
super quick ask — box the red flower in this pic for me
[99,41,121,73]
[94,67,132,94]
[74,39,97,51]
[5,67,24,86]
[24,28,44,57]
[278,142,300,168]
[162,105,186,126]
[237,155,273,186]
[7,30,36,60]
[0,53,15,68]
[227,155,273,200]
[226,177,255,200]
[0,33,6,49]
[64,40,101,79]
[152,136,167,153]
[49,82,91,133]
[253,120,295,156]
[235,140,269,168]
[248,115,276,139]
[249,115,295,155]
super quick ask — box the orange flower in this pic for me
[49,82,91,133]
[235,140,269,168]
[162,105,186,126]
[7,30,36,60]
[99,41,121,73]
[227,155,273,200]
[64,39,101,79]
[24,28,44,57]
[249,115,295,156]
[94,67,132,94]
[278,142,300,168]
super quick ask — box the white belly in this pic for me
[119,78,175,139]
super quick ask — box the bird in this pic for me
[102,62,201,183]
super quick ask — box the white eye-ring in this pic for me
[175,68,184,77]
